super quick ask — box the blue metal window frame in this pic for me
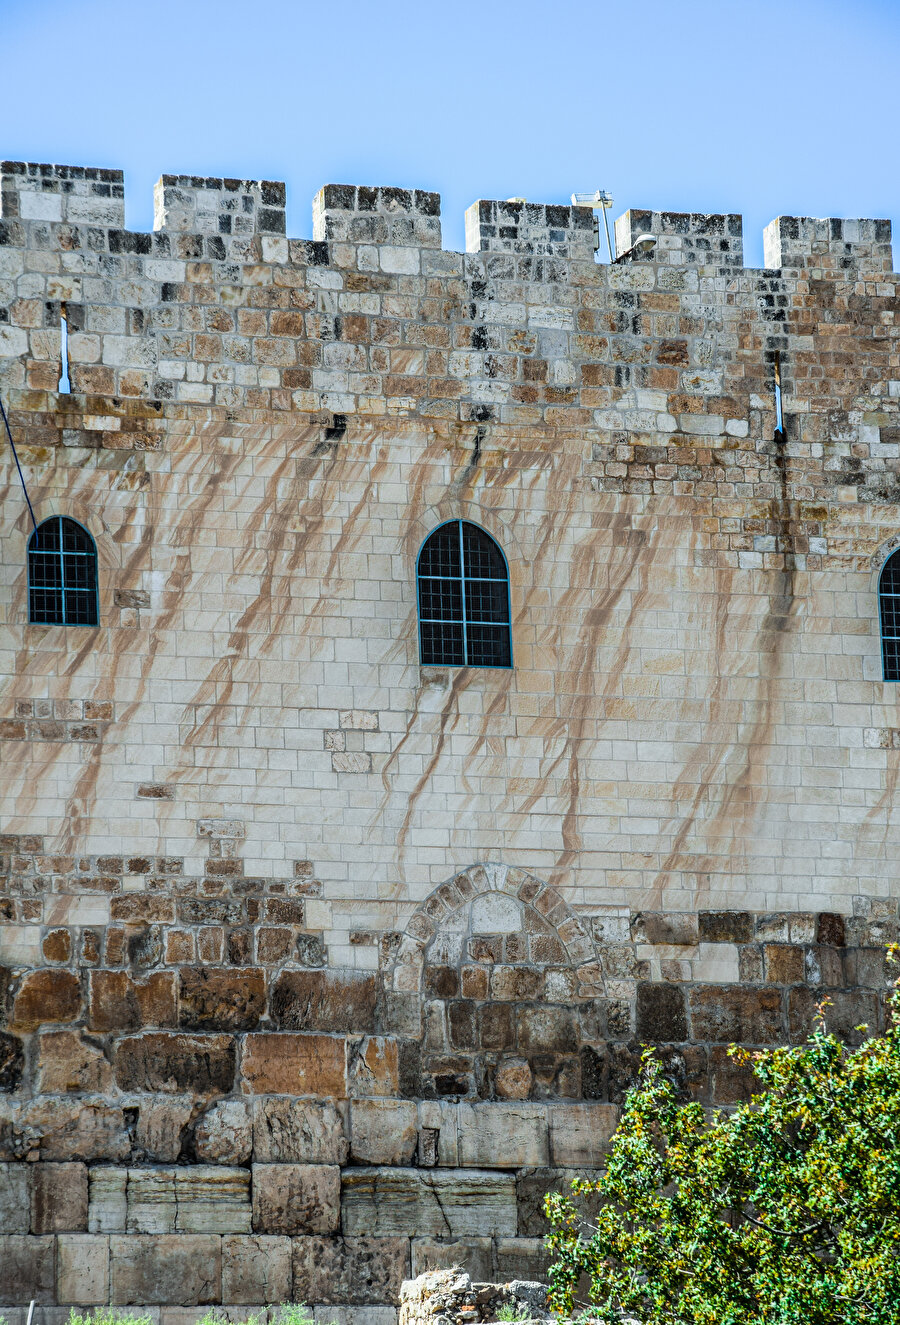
[416,519,513,669]
[879,548,900,681]
[27,515,100,627]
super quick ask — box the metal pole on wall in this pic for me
[0,388,37,530]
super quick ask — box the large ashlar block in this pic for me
[0,1235,56,1304]
[547,1103,619,1166]
[57,1234,109,1304]
[88,1167,128,1232]
[110,1234,222,1305]
[114,1033,236,1094]
[253,1097,348,1163]
[30,1161,89,1232]
[251,1163,340,1234]
[350,1100,417,1165]
[456,1103,548,1168]
[221,1234,292,1304]
[292,1236,410,1305]
[241,1033,346,1096]
[410,1238,493,1281]
[0,1162,29,1233]
[175,1167,252,1233]
[341,1168,517,1237]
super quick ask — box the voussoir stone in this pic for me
[342,1167,517,1237]
[251,1162,341,1234]
[253,1096,348,1163]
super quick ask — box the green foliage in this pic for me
[496,1305,530,1322]
[66,1312,155,1325]
[191,1309,319,1325]
[544,965,900,1325]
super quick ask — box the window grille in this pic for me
[880,549,900,681]
[28,516,99,627]
[417,520,512,668]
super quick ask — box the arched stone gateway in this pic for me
[383,863,614,1101]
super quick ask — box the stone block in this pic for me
[89,1167,128,1232]
[764,945,805,985]
[341,1168,517,1237]
[110,1233,222,1305]
[251,1163,340,1234]
[516,1167,601,1237]
[270,970,377,1033]
[36,1031,114,1094]
[0,1234,56,1303]
[708,1045,758,1104]
[817,913,846,947]
[417,1101,458,1166]
[253,1097,347,1164]
[88,971,177,1031]
[175,1167,251,1233]
[115,1033,236,1094]
[179,967,266,1031]
[515,1007,578,1053]
[195,1101,253,1164]
[21,1100,130,1161]
[135,1098,193,1162]
[547,1103,618,1166]
[292,1235,410,1304]
[698,912,753,943]
[631,912,698,945]
[689,987,783,1044]
[57,1233,109,1304]
[11,969,81,1031]
[127,1168,176,1233]
[788,988,879,1047]
[30,1161,89,1232]
[0,1162,29,1232]
[494,1237,551,1281]
[636,983,688,1041]
[457,1103,548,1168]
[350,1100,417,1165]
[348,1037,400,1098]
[0,1032,24,1093]
[313,1308,397,1325]
[241,1033,346,1096]
[221,1234,292,1304]
[410,1238,493,1282]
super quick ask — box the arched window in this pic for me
[417,520,512,668]
[28,516,99,626]
[880,549,900,680]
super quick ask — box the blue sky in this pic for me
[4,0,899,266]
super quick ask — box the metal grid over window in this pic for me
[880,550,900,680]
[28,516,99,627]
[417,520,512,668]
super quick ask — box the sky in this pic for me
[3,0,899,267]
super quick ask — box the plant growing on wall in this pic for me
[544,956,900,1325]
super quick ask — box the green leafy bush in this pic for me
[545,966,900,1325]
[66,1312,155,1325]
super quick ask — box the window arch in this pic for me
[417,520,512,668]
[28,516,99,626]
[880,549,900,680]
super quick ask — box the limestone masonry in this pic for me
[0,160,899,1316]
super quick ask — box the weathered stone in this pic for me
[30,1161,89,1232]
[631,912,699,945]
[708,1044,758,1104]
[547,1103,618,1165]
[135,1097,194,1161]
[515,1006,578,1053]
[0,1032,24,1093]
[0,1161,29,1232]
[251,1163,341,1234]
[788,988,879,1047]
[494,1236,551,1281]
[410,1238,493,1282]
[20,1099,130,1161]
[0,1234,56,1303]
[241,1033,346,1096]
[494,1058,533,1100]
[292,1235,410,1304]
[516,1167,601,1236]
[348,1036,400,1097]
[698,912,753,943]
[174,1165,251,1233]
[817,912,846,946]
[179,967,266,1031]
[110,1233,221,1305]
[57,1233,109,1304]
[222,1233,292,1304]
[764,945,805,985]
[457,1103,548,1168]
[114,1032,236,1093]
[636,983,688,1041]
[271,969,377,1033]
[11,969,81,1031]
[689,986,783,1044]
[350,1099,417,1165]
[36,1030,113,1093]
[194,1100,253,1164]
[342,1167,517,1237]
[126,1167,176,1233]
[417,1100,459,1166]
[253,1097,348,1163]
[88,1166,128,1232]
[88,970,177,1031]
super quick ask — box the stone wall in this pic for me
[1,160,900,1311]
